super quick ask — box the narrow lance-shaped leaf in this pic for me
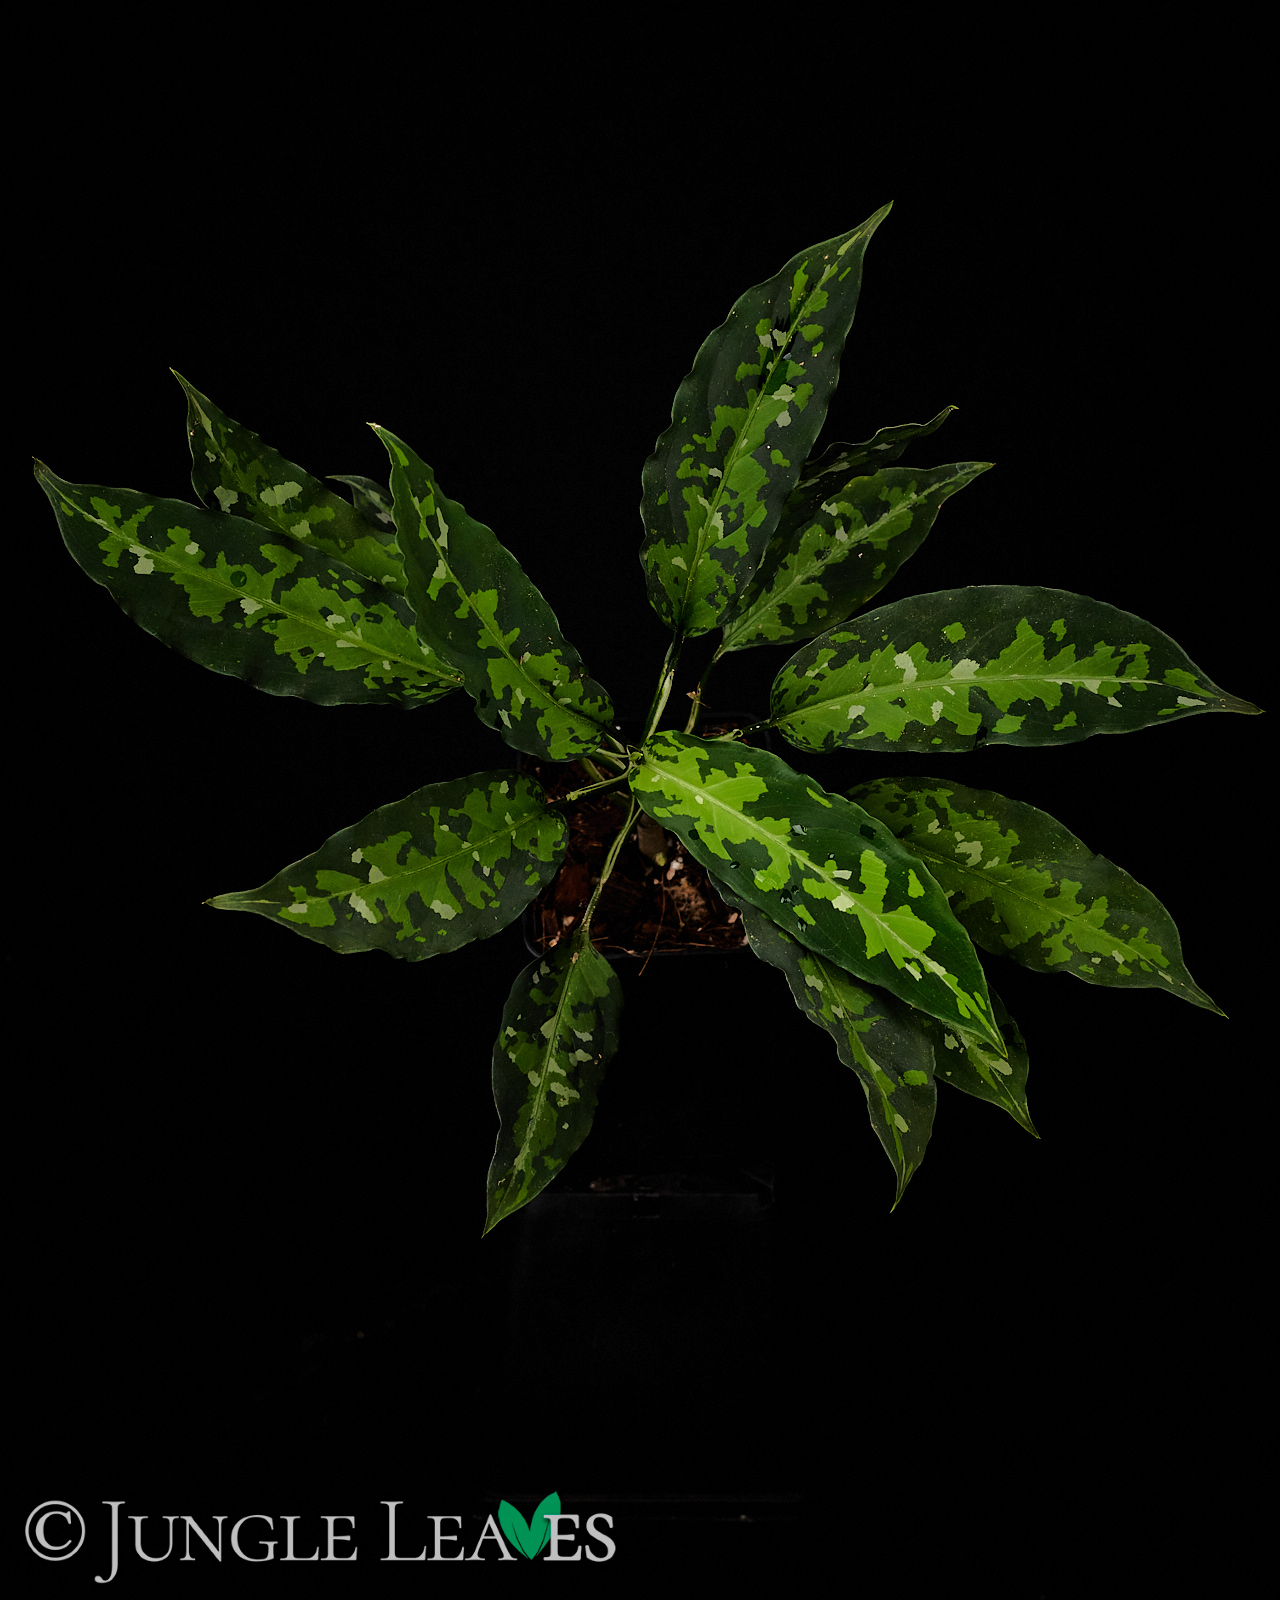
[779,406,958,489]
[640,203,892,638]
[374,425,616,761]
[772,585,1261,754]
[910,985,1036,1137]
[734,899,936,1206]
[176,371,410,594]
[36,463,463,707]
[485,928,623,1234]
[719,460,992,655]
[630,731,1003,1053]
[206,771,566,959]
[849,775,1221,1012]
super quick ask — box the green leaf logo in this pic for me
[497,1492,561,1559]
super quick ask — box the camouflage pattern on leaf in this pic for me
[640,203,892,638]
[630,732,1002,1052]
[206,771,565,958]
[772,585,1260,753]
[37,463,463,707]
[176,372,409,594]
[736,900,936,1206]
[374,425,616,761]
[485,930,623,1234]
[719,460,992,654]
[850,774,1220,1012]
[910,985,1036,1136]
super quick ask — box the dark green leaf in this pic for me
[782,405,958,484]
[484,929,623,1234]
[849,774,1220,1012]
[373,425,616,760]
[207,771,565,957]
[772,585,1260,753]
[640,203,892,637]
[736,902,936,1206]
[37,462,463,707]
[719,460,991,654]
[176,371,409,594]
[629,731,1003,1052]
[912,985,1035,1136]
[327,473,396,535]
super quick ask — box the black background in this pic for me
[12,29,1266,1593]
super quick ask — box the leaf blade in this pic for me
[640,203,892,637]
[914,985,1036,1137]
[37,462,463,707]
[207,771,566,958]
[736,902,937,1204]
[176,371,410,594]
[719,459,992,654]
[374,425,616,760]
[849,774,1220,1011]
[629,731,1003,1052]
[771,585,1260,753]
[484,930,623,1234]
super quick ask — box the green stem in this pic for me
[642,633,684,744]
[683,646,723,735]
[581,796,640,938]
[557,769,633,806]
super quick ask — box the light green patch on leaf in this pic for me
[36,463,463,707]
[484,929,623,1233]
[373,426,615,760]
[640,204,893,637]
[849,774,1222,1012]
[630,731,1002,1052]
[206,771,565,957]
[771,585,1260,752]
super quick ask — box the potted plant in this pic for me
[35,200,1258,1237]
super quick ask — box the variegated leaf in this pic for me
[629,731,1003,1053]
[640,203,892,638]
[736,901,936,1206]
[206,771,565,958]
[780,406,957,488]
[327,473,396,536]
[37,463,463,707]
[719,460,992,654]
[911,985,1035,1136]
[771,585,1260,753]
[176,372,409,593]
[485,929,623,1234]
[849,775,1220,1012]
[373,425,616,761]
